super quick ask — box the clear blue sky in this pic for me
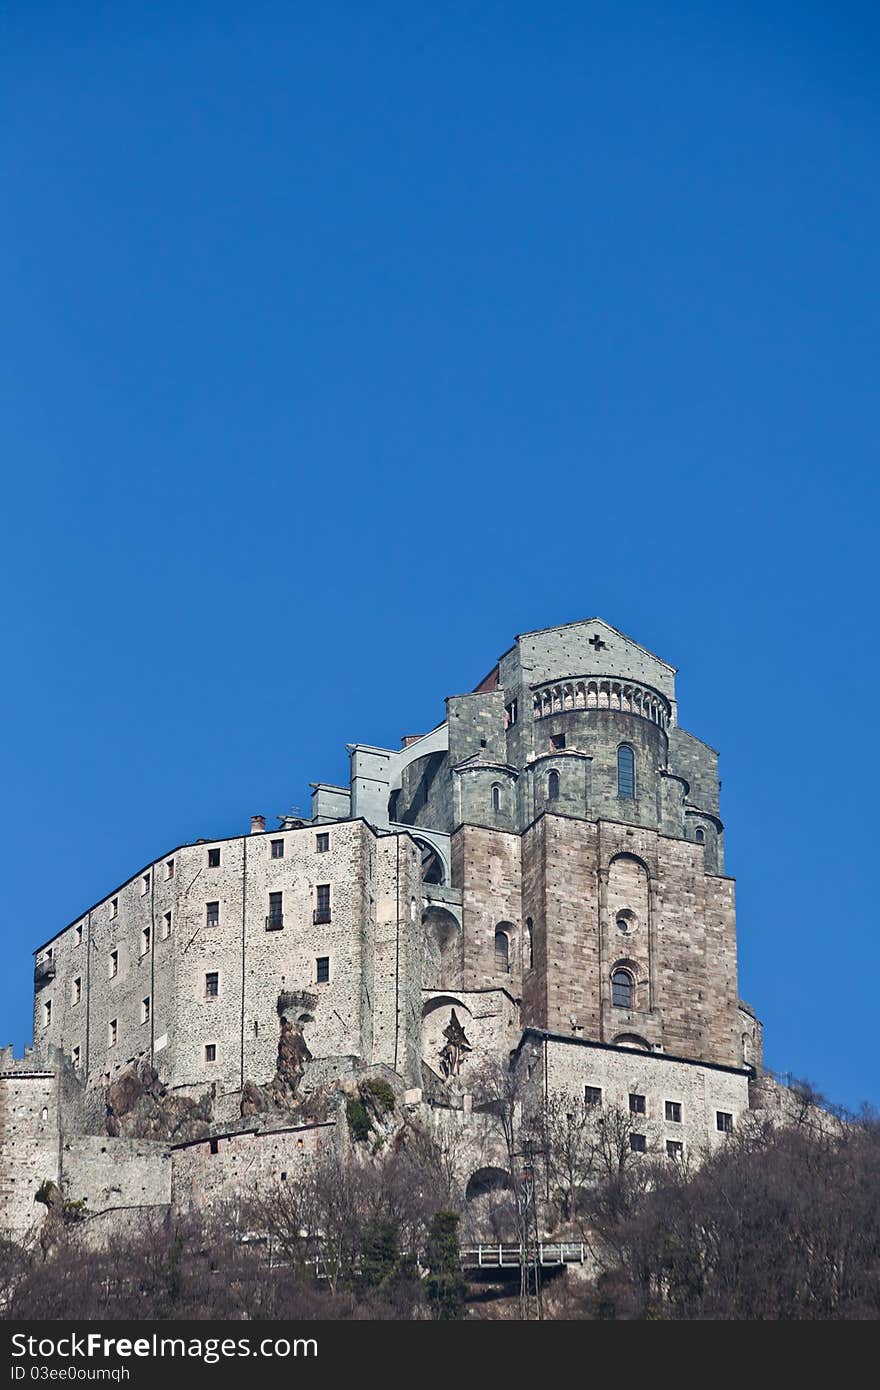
[2,3,877,1110]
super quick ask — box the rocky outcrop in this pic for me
[240,995,314,1117]
[105,1062,213,1142]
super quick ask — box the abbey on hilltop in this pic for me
[3,619,778,1238]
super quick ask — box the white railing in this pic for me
[461,1242,585,1268]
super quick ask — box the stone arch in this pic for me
[422,907,462,990]
[409,833,450,887]
[613,1032,651,1050]
[607,854,650,947]
[465,1166,512,1202]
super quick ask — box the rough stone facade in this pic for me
[3,617,803,1242]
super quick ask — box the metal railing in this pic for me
[313,908,331,925]
[265,915,284,931]
[461,1242,586,1269]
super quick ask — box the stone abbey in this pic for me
[2,618,777,1238]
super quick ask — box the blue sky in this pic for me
[2,2,878,1110]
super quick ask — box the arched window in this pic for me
[492,783,501,812]
[494,928,509,973]
[695,828,705,844]
[548,769,560,800]
[525,917,534,970]
[617,745,635,799]
[611,967,634,1009]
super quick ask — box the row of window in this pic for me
[83,836,334,927]
[54,957,333,1045]
[45,955,333,1031]
[491,745,639,812]
[584,1085,734,1134]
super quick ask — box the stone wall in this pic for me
[60,1135,172,1214]
[517,1031,751,1161]
[0,1067,59,1237]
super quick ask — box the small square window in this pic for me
[584,1085,602,1107]
[208,847,221,868]
[109,950,118,979]
[629,1092,645,1115]
[72,977,82,1007]
[205,971,219,999]
[316,833,330,853]
[716,1110,733,1134]
[665,1101,682,1123]
[667,1140,684,1160]
[316,956,330,984]
[162,910,172,939]
[75,924,83,947]
[141,996,151,1024]
[550,733,566,750]
[140,926,151,957]
[629,1133,647,1153]
[109,1018,118,1048]
[166,859,175,879]
[205,1043,217,1063]
[141,873,150,895]
[110,898,118,919]
[206,901,219,929]
[270,839,284,859]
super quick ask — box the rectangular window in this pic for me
[43,1000,52,1029]
[205,1043,217,1063]
[667,1140,684,1160]
[629,1133,647,1153]
[550,733,566,750]
[316,956,330,984]
[270,839,284,859]
[314,884,331,924]
[72,977,82,1007]
[629,1092,646,1115]
[141,996,150,1024]
[72,1045,80,1066]
[162,910,172,939]
[584,1085,602,1107]
[206,901,219,929]
[109,950,118,979]
[75,924,83,947]
[716,1111,733,1134]
[267,891,283,930]
[110,898,118,919]
[109,1018,118,1048]
[665,1100,682,1123]
[140,926,151,957]
[166,859,175,879]
[316,832,330,854]
[504,699,518,729]
[205,971,219,999]
[208,847,221,867]
[209,1138,219,1155]
[141,873,150,895]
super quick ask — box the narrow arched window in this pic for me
[548,769,560,800]
[492,783,501,812]
[494,928,509,973]
[617,745,635,799]
[525,917,534,970]
[611,968,634,1009]
[695,828,705,844]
